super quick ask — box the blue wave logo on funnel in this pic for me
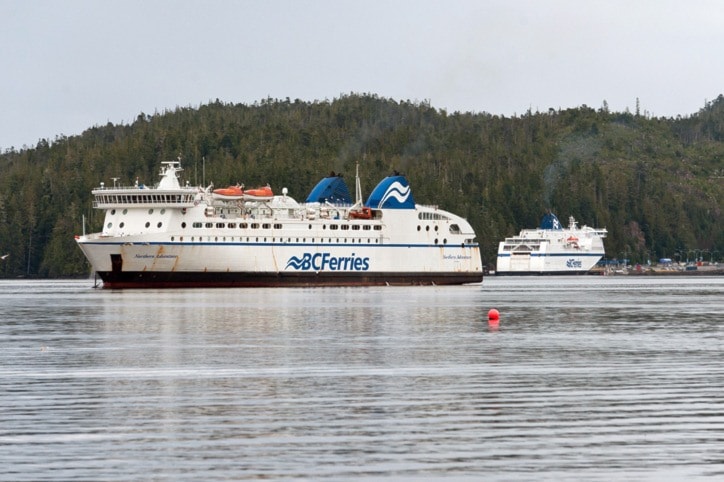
[365,175,415,209]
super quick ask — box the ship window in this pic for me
[107,222,112,229]
[352,225,360,231]
[240,223,248,229]
[434,239,438,244]
[181,222,187,228]
[341,225,349,230]
[251,223,259,229]
[363,225,371,231]
[145,222,150,228]
[330,224,338,230]
[426,226,430,231]
[309,224,312,229]
[373,226,382,231]
[228,223,236,229]
[216,223,225,228]
[148,209,154,215]
[180,236,183,242]
[274,223,282,229]
[119,222,125,228]
[160,209,165,215]
[111,209,116,215]
[193,222,202,228]
[435,226,439,231]
[443,238,447,244]
[262,223,271,229]
[123,209,128,215]
[417,226,421,231]
[157,222,162,228]
[171,237,174,241]
[449,224,461,234]
[205,222,213,228]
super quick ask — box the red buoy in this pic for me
[487,309,500,329]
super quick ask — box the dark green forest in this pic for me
[0,93,722,278]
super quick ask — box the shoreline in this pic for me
[593,265,723,276]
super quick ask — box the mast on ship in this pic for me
[355,161,363,206]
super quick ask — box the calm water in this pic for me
[1,277,723,481]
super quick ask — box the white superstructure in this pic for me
[496,212,607,275]
[76,160,483,288]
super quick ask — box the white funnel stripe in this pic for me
[379,181,410,207]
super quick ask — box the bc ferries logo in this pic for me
[379,181,411,207]
[286,252,370,271]
[566,258,583,268]
[368,176,415,209]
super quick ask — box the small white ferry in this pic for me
[75,160,483,288]
[496,212,607,275]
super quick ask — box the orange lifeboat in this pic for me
[349,207,372,219]
[243,185,273,200]
[566,235,579,249]
[212,185,244,199]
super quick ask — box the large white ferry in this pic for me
[496,212,607,275]
[75,160,483,288]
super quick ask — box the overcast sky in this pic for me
[2,0,723,150]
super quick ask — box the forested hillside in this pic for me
[0,93,722,277]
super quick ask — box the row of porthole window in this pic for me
[418,225,439,232]
[109,208,166,216]
[169,236,382,244]
[418,212,450,221]
[189,222,380,231]
[108,221,164,229]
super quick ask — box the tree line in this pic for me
[0,93,722,277]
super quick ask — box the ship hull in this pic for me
[495,253,604,275]
[78,240,483,288]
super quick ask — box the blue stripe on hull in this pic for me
[96,270,484,289]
